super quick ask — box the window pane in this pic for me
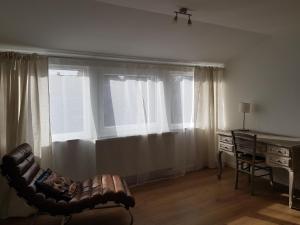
[182,76,194,124]
[169,75,194,126]
[103,75,156,127]
[143,78,157,123]
[170,76,183,124]
[49,67,85,135]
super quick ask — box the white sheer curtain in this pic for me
[0,52,52,218]
[48,58,192,181]
[48,57,224,185]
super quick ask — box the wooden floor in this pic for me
[3,168,300,225]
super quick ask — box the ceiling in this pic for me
[0,0,298,63]
[96,0,300,34]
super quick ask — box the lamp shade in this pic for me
[239,102,251,113]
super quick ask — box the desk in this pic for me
[217,130,300,208]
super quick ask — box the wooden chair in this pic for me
[232,131,273,195]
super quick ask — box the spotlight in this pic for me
[188,15,192,25]
[173,7,192,26]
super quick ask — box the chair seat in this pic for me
[237,153,265,163]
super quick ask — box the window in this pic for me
[48,62,195,141]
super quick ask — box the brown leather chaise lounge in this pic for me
[1,143,135,225]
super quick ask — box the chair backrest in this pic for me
[1,143,43,206]
[231,131,257,162]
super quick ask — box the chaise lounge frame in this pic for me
[1,143,135,225]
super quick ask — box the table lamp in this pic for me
[239,102,251,131]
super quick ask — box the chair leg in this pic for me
[61,215,72,225]
[235,162,239,190]
[30,212,39,225]
[250,166,255,196]
[269,168,274,188]
[128,208,134,225]
[246,163,251,184]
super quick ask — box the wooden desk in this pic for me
[217,130,300,208]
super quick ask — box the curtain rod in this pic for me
[0,44,225,68]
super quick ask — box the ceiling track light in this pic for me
[173,7,192,26]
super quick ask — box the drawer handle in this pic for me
[275,159,287,164]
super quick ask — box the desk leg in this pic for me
[289,170,294,209]
[217,151,223,180]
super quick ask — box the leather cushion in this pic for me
[36,169,78,201]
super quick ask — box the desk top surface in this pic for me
[217,130,300,148]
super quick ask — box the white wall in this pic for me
[224,30,300,187]
[225,32,300,136]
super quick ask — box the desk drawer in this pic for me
[267,155,291,168]
[219,142,233,153]
[219,135,232,144]
[267,145,290,157]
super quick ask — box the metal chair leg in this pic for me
[235,170,239,189]
[30,212,39,225]
[269,168,274,188]
[58,205,132,225]
[250,166,255,196]
[247,163,251,184]
[128,209,134,225]
[94,204,134,225]
[235,162,239,189]
[61,215,72,225]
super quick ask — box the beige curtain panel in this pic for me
[0,52,52,218]
[194,66,225,168]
